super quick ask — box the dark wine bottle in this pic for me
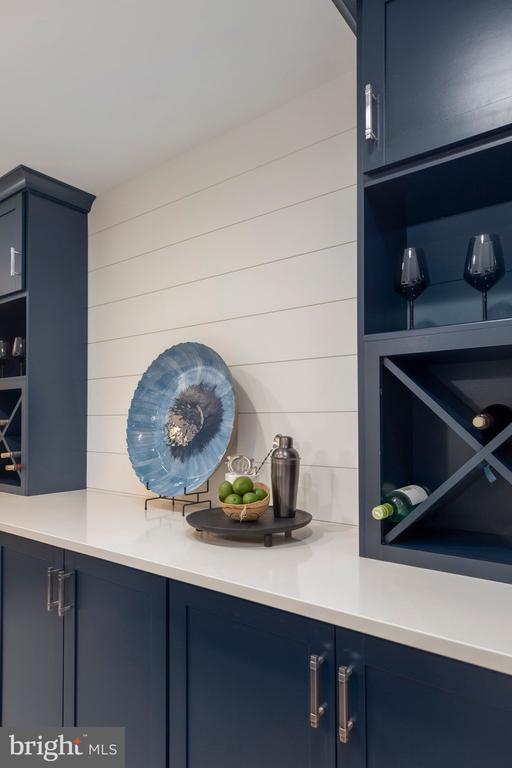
[472,404,512,437]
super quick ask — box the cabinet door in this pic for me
[361,0,512,171]
[337,628,512,768]
[170,582,335,768]
[0,533,64,725]
[0,194,23,297]
[62,552,167,768]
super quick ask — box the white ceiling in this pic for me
[1,0,354,194]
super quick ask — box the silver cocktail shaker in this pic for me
[271,434,300,518]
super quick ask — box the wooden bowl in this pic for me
[220,482,270,522]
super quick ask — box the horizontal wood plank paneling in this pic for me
[88,300,356,380]
[89,130,355,270]
[88,356,357,416]
[89,242,355,343]
[89,186,355,306]
[87,74,358,525]
[89,73,356,234]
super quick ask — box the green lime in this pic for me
[233,476,253,496]
[218,480,233,501]
[242,492,258,505]
[254,487,267,501]
[224,493,243,505]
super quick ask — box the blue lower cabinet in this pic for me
[337,628,512,768]
[62,552,167,768]
[169,581,336,768]
[0,534,64,726]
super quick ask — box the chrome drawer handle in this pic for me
[47,567,59,612]
[10,247,21,277]
[365,83,377,142]
[57,570,74,617]
[309,654,327,728]
[338,665,354,743]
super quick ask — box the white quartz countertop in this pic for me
[0,489,511,675]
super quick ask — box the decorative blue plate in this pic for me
[127,343,236,497]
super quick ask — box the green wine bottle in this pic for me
[371,485,429,523]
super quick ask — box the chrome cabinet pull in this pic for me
[338,665,354,743]
[10,247,21,277]
[309,654,327,728]
[57,570,74,617]
[47,567,59,612]
[365,83,377,141]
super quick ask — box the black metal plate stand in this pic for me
[144,480,212,516]
[186,507,312,547]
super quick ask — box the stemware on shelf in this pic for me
[395,247,429,330]
[464,234,505,321]
[12,337,25,376]
[0,341,9,378]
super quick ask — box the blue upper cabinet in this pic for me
[0,195,23,298]
[361,0,512,172]
[169,582,336,768]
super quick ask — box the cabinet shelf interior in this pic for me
[364,140,512,335]
[380,344,512,558]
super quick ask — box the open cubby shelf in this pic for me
[381,354,512,545]
[362,329,512,582]
[364,138,512,336]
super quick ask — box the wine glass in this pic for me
[395,247,429,329]
[0,341,9,378]
[12,337,25,375]
[464,234,505,321]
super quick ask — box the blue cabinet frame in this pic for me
[169,580,336,768]
[361,0,512,172]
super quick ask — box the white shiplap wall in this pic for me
[87,71,358,525]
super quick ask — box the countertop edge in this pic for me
[0,515,510,677]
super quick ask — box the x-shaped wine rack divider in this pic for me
[0,393,22,481]
[382,357,512,545]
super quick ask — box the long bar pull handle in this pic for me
[47,567,59,612]
[10,247,21,277]
[365,83,377,141]
[309,654,326,728]
[338,665,354,743]
[57,570,74,617]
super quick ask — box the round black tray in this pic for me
[186,507,312,547]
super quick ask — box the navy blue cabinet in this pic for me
[0,194,23,297]
[361,0,512,171]
[169,581,336,768]
[0,533,64,725]
[0,535,167,767]
[62,552,167,768]
[337,628,512,768]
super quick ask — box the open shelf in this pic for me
[377,344,512,563]
[364,139,512,335]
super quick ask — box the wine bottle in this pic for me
[472,404,512,436]
[4,463,22,472]
[0,450,21,459]
[371,484,429,523]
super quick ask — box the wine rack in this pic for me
[359,112,512,583]
[0,166,94,495]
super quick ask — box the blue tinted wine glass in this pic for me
[464,234,504,321]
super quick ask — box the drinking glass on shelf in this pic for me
[464,234,505,321]
[395,247,429,330]
[12,337,25,375]
[0,341,9,378]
